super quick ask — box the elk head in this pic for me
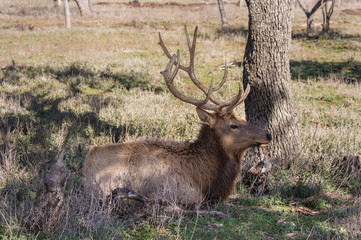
[159,26,271,159]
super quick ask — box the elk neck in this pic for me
[191,124,242,201]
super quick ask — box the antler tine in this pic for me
[233,83,250,107]
[184,25,192,52]
[159,31,188,72]
[187,25,197,68]
[183,26,226,105]
[160,52,219,111]
[158,32,172,60]
[220,84,250,113]
[171,50,181,80]
[212,61,227,92]
[200,78,215,107]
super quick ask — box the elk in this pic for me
[83,27,272,205]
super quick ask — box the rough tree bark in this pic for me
[217,0,228,29]
[242,0,300,167]
[64,0,71,29]
[297,0,325,33]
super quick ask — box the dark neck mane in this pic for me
[191,124,241,201]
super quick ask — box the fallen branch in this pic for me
[109,188,167,207]
[109,188,228,218]
[165,205,228,218]
[290,195,316,205]
[292,206,328,216]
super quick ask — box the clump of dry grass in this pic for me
[0,148,35,238]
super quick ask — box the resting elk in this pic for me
[83,27,272,205]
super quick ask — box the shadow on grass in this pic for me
[0,63,157,165]
[203,197,350,239]
[290,59,361,83]
[1,62,152,90]
[292,29,361,41]
[215,26,248,38]
[232,59,360,83]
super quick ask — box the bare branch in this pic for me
[109,188,228,218]
[297,0,310,15]
[165,205,228,218]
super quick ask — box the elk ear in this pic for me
[196,108,217,126]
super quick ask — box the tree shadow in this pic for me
[292,29,361,42]
[233,59,360,84]
[0,63,158,166]
[290,59,361,83]
[215,26,248,38]
[226,196,352,239]
[0,62,152,90]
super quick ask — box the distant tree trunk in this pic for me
[217,0,228,29]
[237,0,245,7]
[243,0,300,167]
[87,0,92,11]
[83,0,93,11]
[322,0,335,33]
[64,0,71,29]
[54,0,62,7]
[74,0,92,16]
[297,0,324,33]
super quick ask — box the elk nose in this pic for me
[266,133,272,141]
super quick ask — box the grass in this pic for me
[1,0,361,239]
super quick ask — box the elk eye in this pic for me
[230,124,239,129]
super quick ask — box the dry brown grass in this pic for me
[0,0,361,239]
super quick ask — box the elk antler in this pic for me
[159,26,250,114]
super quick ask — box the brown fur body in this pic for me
[83,112,270,204]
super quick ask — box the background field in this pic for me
[0,0,361,239]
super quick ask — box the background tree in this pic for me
[74,0,92,16]
[242,0,300,166]
[64,0,71,29]
[54,0,92,16]
[322,0,335,32]
[88,0,92,11]
[297,0,324,33]
[217,0,228,29]
[54,0,62,8]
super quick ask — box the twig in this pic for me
[165,205,228,218]
[306,225,314,240]
[110,188,228,218]
[0,209,12,238]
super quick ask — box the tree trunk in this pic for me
[306,15,314,33]
[74,0,92,16]
[64,0,71,29]
[242,0,300,167]
[87,0,93,11]
[54,0,62,7]
[322,0,335,33]
[217,0,228,29]
[297,0,324,33]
